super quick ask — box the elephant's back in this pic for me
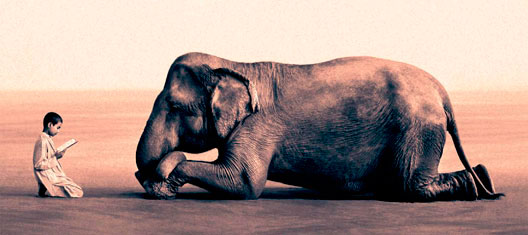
[279,56,448,126]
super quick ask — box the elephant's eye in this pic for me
[169,105,181,112]
[168,101,197,116]
[169,103,185,113]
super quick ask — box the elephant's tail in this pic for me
[445,104,503,199]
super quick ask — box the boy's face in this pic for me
[47,122,62,137]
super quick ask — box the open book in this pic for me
[57,139,78,152]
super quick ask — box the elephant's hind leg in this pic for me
[404,164,502,201]
[381,123,479,201]
[406,169,478,201]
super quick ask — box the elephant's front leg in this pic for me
[169,154,271,199]
[145,138,274,199]
[167,119,277,199]
[136,151,187,199]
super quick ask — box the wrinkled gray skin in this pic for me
[135,52,504,201]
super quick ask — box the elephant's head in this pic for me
[135,63,259,189]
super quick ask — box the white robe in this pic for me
[33,132,83,198]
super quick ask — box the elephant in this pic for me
[135,52,504,201]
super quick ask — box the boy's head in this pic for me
[43,112,63,136]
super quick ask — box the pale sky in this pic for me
[1,0,527,91]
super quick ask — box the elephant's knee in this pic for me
[235,171,265,199]
[222,184,260,199]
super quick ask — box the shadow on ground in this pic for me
[82,187,376,200]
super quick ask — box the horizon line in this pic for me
[1,88,528,92]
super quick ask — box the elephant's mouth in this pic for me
[135,151,186,199]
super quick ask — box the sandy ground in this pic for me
[1,90,527,234]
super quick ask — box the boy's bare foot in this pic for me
[38,187,48,197]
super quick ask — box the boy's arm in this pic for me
[33,139,57,170]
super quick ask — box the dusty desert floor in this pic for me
[1,90,527,234]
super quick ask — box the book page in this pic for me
[57,139,78,152]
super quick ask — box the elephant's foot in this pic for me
[405,164,503,201]
[142,178,179,199]
[473,164,505,199]
[441,169,479,201]
[135,171,182,199]
[135,151,187,199]
[398,168,477,202]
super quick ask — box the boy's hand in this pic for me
[55,150,66,159]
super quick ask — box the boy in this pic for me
[33,112,83,198]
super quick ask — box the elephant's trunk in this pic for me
[136,118,186,198]
[136,109,180,183]
[136,127,162,178]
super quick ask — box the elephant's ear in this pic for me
[210,68,259,139]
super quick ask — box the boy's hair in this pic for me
[43,112,63,129]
